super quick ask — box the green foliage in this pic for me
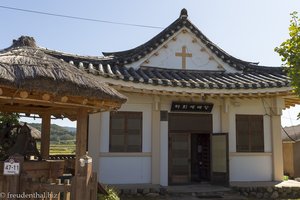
[98,187,120,200]
[0,112,19,160]
[275,12,300,95]
[0,112,19,127]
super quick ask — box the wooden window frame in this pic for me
[109,111,142,152]
[236,114,264,152]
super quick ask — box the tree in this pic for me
[275,12,300,95]
[0,112,19,127]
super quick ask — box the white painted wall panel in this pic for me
[88,113,101,172]
[127,30,237,73]
[212,103,221,133]
[99,103,152,153]
[230,155,272,181]
[100,112,110,152]
[99,157,151,184]
[160,121,168,186]
[118,103,152,152]
[228,99,272,153]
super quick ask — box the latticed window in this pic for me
[236,115,264,152]
[109,112,142,152]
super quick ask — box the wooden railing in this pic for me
[48,155,76,160]
[0,159,98,200]
[22,178,72,200]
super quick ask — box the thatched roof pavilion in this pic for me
[0,36,127,200]
[0,36,127,120]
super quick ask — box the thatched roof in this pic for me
[19,122,41,140]
[0,36,127,104]
[282,125,300,142]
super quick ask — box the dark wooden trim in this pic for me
[168,113,213,133]
[236,114,264,152]
[109,111,143,152]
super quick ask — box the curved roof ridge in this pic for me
[42,48,113,62]
[102,17,182,58]
[102,9,261,71]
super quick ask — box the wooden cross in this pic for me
[175,46,192,69]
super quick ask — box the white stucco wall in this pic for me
[228,98,273,181]
[228,99,272,152]
[99,157,151,184]
[160,121,168,186]
[230,155,272,181]
[91,93,276,184]
[97,95,153,184]
[126,29,237,73]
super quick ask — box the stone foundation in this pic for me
[115,185,167,197]
[232,186,300,199]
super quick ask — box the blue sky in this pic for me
[1,0,300,127]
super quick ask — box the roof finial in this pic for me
[180,8,188,19]
[12,36,37,48]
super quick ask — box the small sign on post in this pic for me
[3,158,20,175]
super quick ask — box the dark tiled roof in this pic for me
[41,9,290,90]
[42,54,292,90]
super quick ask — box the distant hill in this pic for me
[25,123,76,143]
[62,126,76,134]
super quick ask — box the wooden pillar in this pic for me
[41,113,51,159]
[152,110,160,184]
[220,98,229,133]
[75,108,88,175]
[270,97,284,181]
[74,108,91,200]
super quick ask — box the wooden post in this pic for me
[41,113,51,159]
[75,108,88,175]
[151,110,160,184]
[73,108,90,200]
[270,97,284,181]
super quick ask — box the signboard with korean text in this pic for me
[171,102,214,112]
[3,158,20,175]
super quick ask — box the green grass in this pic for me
[50,144,75,155]
[36,141,76,155]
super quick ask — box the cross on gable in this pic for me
[175,46,192,69]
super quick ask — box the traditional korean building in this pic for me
[43,9,299,186]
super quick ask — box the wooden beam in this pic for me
[41,113,51,159]
[0,96,119,110]
[20,91,28,99]
[61,96,68,103]
[42,93,51,101]
[0,103,76,116]
[75,108,88,176]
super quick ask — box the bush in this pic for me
[98,186,120,200]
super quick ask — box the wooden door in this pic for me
[211,133,229,185]
[169,133,190,184]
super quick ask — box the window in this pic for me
[236,115,264,152]
[109,112,142,152]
